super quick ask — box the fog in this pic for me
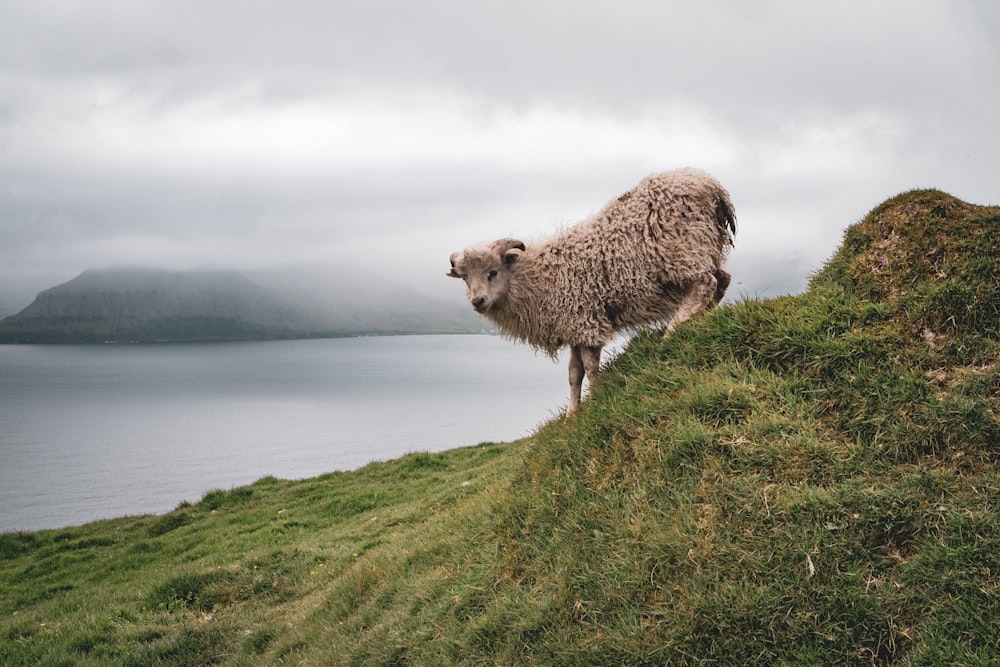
[2,1,997,315]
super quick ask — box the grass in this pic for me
[2,188,998,665]
[1,444,522,665]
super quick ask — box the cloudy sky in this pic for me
[1,0,997,313]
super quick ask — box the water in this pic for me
[0,335,571,532]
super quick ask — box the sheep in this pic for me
[447,168,736,413]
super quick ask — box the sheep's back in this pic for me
[550,169,731,284]
[489,169,734,352]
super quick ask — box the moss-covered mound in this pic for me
[818,189,998,338]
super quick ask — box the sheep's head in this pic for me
[447,238,525,313]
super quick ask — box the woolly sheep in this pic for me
[448,168,736,413]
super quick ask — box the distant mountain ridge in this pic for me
[0,268,480,343]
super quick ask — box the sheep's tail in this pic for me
[712,191,735,305]
[715,193,737,245]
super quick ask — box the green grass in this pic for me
[2,188,998,665]
[1,443,522,665]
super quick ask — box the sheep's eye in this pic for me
[487,270,498,281]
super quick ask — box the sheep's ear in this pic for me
[447,252,464,278]
[490,238,526,256]
[503,248,523,265]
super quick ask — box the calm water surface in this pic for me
[0,335,570,532]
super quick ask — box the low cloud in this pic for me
[2,1,998,312]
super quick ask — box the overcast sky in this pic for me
[1,0,998,313]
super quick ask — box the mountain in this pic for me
[0,267,480,343]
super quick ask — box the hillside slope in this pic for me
[1,189,997,665]
[454,189,998,664]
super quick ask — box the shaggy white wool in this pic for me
[449,169,736,355]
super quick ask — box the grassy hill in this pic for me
[2,189,997,665]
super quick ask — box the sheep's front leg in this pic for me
[567,344,603,414]
[568,345,584,413]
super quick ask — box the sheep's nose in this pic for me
[472,297,486,311]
